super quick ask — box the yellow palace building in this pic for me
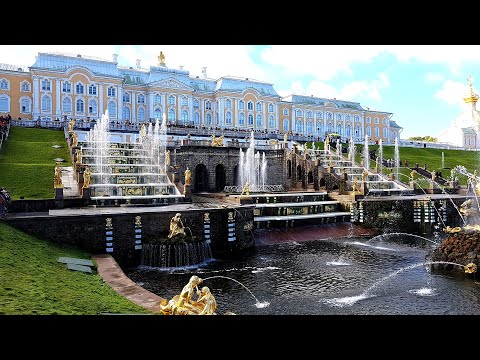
[0,51,402,143]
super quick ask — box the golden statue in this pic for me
[325,136,330,148]
[71,132,78,147]
[184,167,191,185]
[140,123,146,138]
[352,180,359,192]
[68,119,75,133]
[465,262,478,274]
[158,51,166,66]
[159,276,218,315]
[211,134,224,147]
[54,162,63,188]
[283,132,288,143]
[241,181,251,196]
[83,166,92,188]
[75,149,82,165]
[165,150,171,166]
[168,213,186,240]
[362,169,368,183]
[410,170,415,180]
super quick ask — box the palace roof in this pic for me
[283,94,364,110]
[215,77,279,97]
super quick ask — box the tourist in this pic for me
[405,159,409,168]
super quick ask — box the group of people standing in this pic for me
[0,187,11,217]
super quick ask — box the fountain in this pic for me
[378,139,383,176]
[363,134,370,171]
[394,136,400,180]
[237,130,268,192]
[77,110,182,204]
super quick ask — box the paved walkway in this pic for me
[61,166,80,198]
[93,254,164,313]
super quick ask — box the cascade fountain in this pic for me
[378,139,383,176]
[363,134,370,171]
[237,130,268,192]
[394,136,400,180]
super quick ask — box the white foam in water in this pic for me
[326,260,351,266]
[255,301,270,308]
[321,294,374,307]
[408,287,436,296]
[251,266,281,273]
[348,241,397,251]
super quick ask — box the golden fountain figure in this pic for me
[83,166,92,188]
[165,150,171,166]
[211,134,224,147]
[53,162,63,188]
[68,119,75,133]
[241,181,251,196]
[168,213,186,240]
[71,132,78,147]
[159,275,218,315]
[158,51,166,66]
[184,167,191,185]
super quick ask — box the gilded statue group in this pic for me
[159,275,217,315]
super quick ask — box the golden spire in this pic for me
[157,51,166,66]
[464,75,479,104]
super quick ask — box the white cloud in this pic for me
[425,72,444,83]
[434,79,473,106]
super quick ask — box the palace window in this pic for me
[307,121,313,133]
[317,123,323,134]
[366,117,371,123]
[41,95,51,111]
[327,112,332,121]
[366,126,371,137]
[247,101,253,111]
[88,84,97,96]
[336,113,342,121]
[0,79,9,90]
[256,102,262,112]
[168,95,175,105]
[62,81,71,93]
[283,119,289,131]
[123,106,130,120]
[206,113,212,125]
[137,94,145,104]
[256,114,262,126]
[20,97,31,113]
[41,79,51,91]
[354,115,360,122]
[307,111,312,118]
[383,128,388,138]
[337,124,343,135]
[168,108,175,121]
[123,92,130,103]
[346,125,351,137]
[225,99,232,109]
[181,96,188,106]
[154,108,162,120]
[194,112,200,124]
[382,118,387,125]
[283,108,289,116]
[108,101,116,117]
[268,103,274,112]
[239,100,245,110]
[269,115,274,128]
[248,114,254,126]
[62,97,72,113]
[107,86,116,97]
[226,111,232,125]
[75,83,84,95]
[296,120,303,133]
[89,99,97,114]
[0,95,9,112]
[154,94,161,104]
[181,110,189,124]
[355,126,360,137]
[76,99,84,113]
[374,117,379,124]
[137,108,145,121]
[375,126,379,137]
[205,101,212,110]
[345,114,351,121]
[239,113,245,125]
[327,123,333,133]
[21,81,30,92]
[316,111,323,119]
[296,109,302,117]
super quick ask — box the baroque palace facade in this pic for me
[0,51,402,143]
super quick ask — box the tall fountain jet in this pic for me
[238,131,267,192]
[394,136,400,180]
[89,109,112,195]
[363,134,370,171]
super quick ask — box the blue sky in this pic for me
[1,45,478,139]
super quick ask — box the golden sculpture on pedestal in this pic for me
[352,179,359,192]
[241,181,251,196]
[184,167,191,185]
[165,150,171,166]
[68,119,75,133]
[168,213,186,240]
[159,275,217,315]
[83,166,92,188]
[54,162,63,188]
[158,51,166,66]
[211,134,224,147]
[71,132,78,147]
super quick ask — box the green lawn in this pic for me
[0,222,150,315]
[0,127,72,200]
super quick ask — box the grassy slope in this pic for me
[0,127,72,200]
[0,222,149,315]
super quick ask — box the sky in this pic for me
[1,44,479,140]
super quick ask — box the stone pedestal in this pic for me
[54,187,64,209]
[183,184,192,201]
[82,187,90,200]
[409,180,416,189]
[239,195,253,205]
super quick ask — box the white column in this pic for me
[189,95,193,125]
[99,83,104,116]
[263,101,267,130]
[131,91,136,123]
[219,97,224,128]
[117,85,123,121]
[33,76,40,117]
[148,92,154,120]
[303,109,306,135]
[313,111,317,138]
[291,106,295,133]
[276,102,279,131]
[201,98,204,127]
[55,79,61,118]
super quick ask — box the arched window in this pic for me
[268,103,274,112]
[256,102,262,112]
[41,79,51,91]
[366,116,371,123]
[256,114,262,126]
[296,120,303,133]
[154,94,161,104]
[225,99,232,109]
[168,108,175,121]
[193,98,199,109]
[337,124,343,135]
[354,115,360,122]
[226,111,232,125]
[0,79,9,91]
[205,101,212,110]
[374,117,379,124]
[21,81,30,92]
[76,99,84,113]
[108,101,116,117]
[247,101,253,110]
[296,109,302,117]
[316,111,323,119]
[75,83,84,94]
[283,108,289,116]
[382,118,387,125]
[20,97,31,113]
[41,95,51,111]
[168,95,175,105]
[123,106,130,120]
[269,115,275,128]
[283,119,289,131]
[355,126,360,137]
[181,96,188,106]
[181,110,189,124]
[239,113,245,125]
[327,123,333,133]
[366,126,371,137]
[327,112,332,121]
[62,97,72,113]
[383,128,388,138]
[307,121,313,133]
[374,126,379,137]
[123,92,130,103]
[137,94,145,104]
[239,100,245,110]
[317,122,323,135]
[248,114,254,125]
[194,112,200,124]
[206,113,212,125]
[88,84,97,96]
[88,98,97,114]
[0,95,9,112]
[346,124,351,137]
[62,81,71,93]
[108,86,116,97]
[336,113,342,121]
[137,107,145,121]
[307,111,312,118]
[154,108,162,120]
[345,114,351,121]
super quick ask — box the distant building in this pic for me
[0,51,402,143]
